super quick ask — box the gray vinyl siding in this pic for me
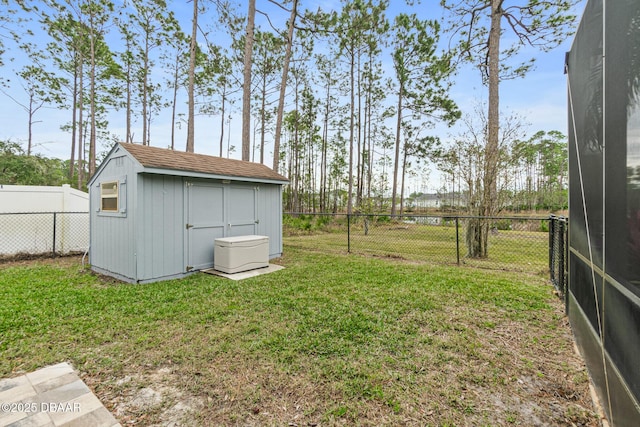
[256,184,283,258]
[136,174,185,281]
[89,150,137,281]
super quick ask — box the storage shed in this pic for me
[88,143,288,283]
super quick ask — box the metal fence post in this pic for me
[549,215,555,284]
[559,219,567,311]
[52,212,57,258]
[347,213,351,253]
[455,217,460,265]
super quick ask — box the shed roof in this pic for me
[119,143,288,183]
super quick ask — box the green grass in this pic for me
[0,248,596,426]
[285,221,549,274]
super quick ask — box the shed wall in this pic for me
[256,184,283,258]
[90,149,137,281]
[130,176,283,282]
[136,174,185,281]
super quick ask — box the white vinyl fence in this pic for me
[0,184,89,258]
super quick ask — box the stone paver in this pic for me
[202,263,284,280]
[0,363,120,427]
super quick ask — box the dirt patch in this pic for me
[82,366,205,426]
[458,307,600,426]
[0,254,131,286]
[0,254,85,269]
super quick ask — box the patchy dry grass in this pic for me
[284,219,550,274]
[0,248,599,426]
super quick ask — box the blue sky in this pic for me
[0,0,586,191]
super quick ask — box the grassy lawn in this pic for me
[0,247,598,426]
[285,220,549,274]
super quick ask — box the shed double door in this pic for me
[185,181,257,271]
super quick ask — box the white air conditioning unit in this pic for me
[214,235,269,274]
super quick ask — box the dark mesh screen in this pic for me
[568,0,640,411]
[603,0,640,297]
[568,0,603,268]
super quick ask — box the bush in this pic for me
[316,215,331,227]
[539,220,549,233]
[376,215,391,224]
[283,214,337,234]
[494,219,512,231]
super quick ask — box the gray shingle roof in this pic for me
[119,143,288,183]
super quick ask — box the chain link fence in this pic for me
[0,212,89,260]
[1,211,561,277]
[284,212,551,274]
[548,215,568,302]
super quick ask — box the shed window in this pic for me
[101,181,119,211]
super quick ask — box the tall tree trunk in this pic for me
[77,57,84,189]
[252,116,256,162]
[356,54,362,207]
[484,0,501,217]
[219,88,226,157]
[365,70,374,202]
[241,0,256,161]
[170,53,179,150]
[308,125,313,212]
[307,104,315,212]
[272,0,298,173]
[367,116,374,201]
[88,15,97,178]
[147,113,151,144]
[320,77,330,212]
[186,0,197,153]
[391,82,403,217]
[260,74,266,164]
[125,38,132,144]
[333,175,338,213]
[27,96,33,156]
[287,131,294,210]
[380,144,388,210]
[142,35,149,145]
[400,146,408,216]
[69,61,77,180]
[126,63,132,143]
[469,0,502,258]
[347,48,355,215]
[293,81,300,211]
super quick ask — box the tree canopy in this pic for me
[0,0,576,226]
